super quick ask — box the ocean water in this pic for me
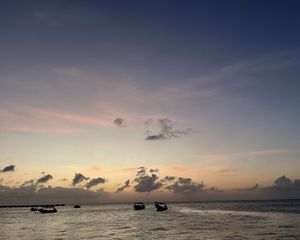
[0,200,299,240]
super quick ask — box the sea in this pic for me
[0,199,299,240]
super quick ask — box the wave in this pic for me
[175,207,271,217]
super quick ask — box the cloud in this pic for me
[160,176,176,183]
[29,107,115,128]
[274,175,293,188]
[1,165,15,173]
[113,118,126,127]
[132,167,206,194]
[145,118,194,141]
[20,179,35,187]
[134,174,163,192]
[133,167,163,192]
[85,177,106,189]
[116,179,130,192]
[218,168,239,174]
[136,167,147,176]
[36,174,53,185]
[232,176,300,199]
[262,175,300,193]
[165,177,205,194]
[72,173,89,186]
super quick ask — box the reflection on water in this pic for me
[0,200,299,239]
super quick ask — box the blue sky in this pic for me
[0,0,299,203]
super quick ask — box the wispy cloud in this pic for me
[247,149,298,155]
[145,118,195,141]
[85,177,106,189]
[0,107,83,133]
[218,168,239,174]
[29,107,115,128]
[116,179,130,193]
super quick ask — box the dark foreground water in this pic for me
[0,200,299,240]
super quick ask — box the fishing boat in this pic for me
[39,207,57,214]
[154,202,168,211]
[74,205,81,208]
[133,202,145,210]
[30,207,38,211]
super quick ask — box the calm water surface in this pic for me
[0,200,299,239]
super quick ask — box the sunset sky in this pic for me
[0,1,300,204]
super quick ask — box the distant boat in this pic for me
[30,207,38,212]
[154,202,168,211]
[74,205,81,208]
[133,202,145,210]
[39,207,57,214]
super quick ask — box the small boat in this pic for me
[154,202,168,211]
[74,205,81,208]
[30,207,38,211]
[133,202,145,210]
[39,207,57,214]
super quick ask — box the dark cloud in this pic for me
[165,177,205,194]
[160,176,176,183]
[132,167,163,192]
[116,179,130,193]
[150,168,159,173]
[145,133,165,140]
[113,118,126,127]
[262,175,300,193]
[1,165,15,173]
[134,174,163,192]
[145,118,194,141]
[85,177,106,189]
[36,174,53,185]
[274,175,293,188]
[231,176,300,199]
[20,179,35,187]
[72,173,89,186]
[136,167,147,176]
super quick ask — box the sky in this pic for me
[0,0,300,204]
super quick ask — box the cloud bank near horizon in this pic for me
[0,164,299,205]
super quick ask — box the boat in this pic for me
[133,202,145,210]
[30,207,38,211]
[74,205,81,208]
[154,202,168,211]
[39,207,57,214]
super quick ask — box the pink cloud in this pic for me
[218,168,239,174]
[31,108,115,127]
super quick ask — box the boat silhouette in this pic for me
[154,202,168,211]
[74,205,81,208]
[39,207,57,214]
[133,202,145,210]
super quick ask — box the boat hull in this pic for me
[39,209,57,214]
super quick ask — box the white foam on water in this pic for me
[175,207,270,217]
